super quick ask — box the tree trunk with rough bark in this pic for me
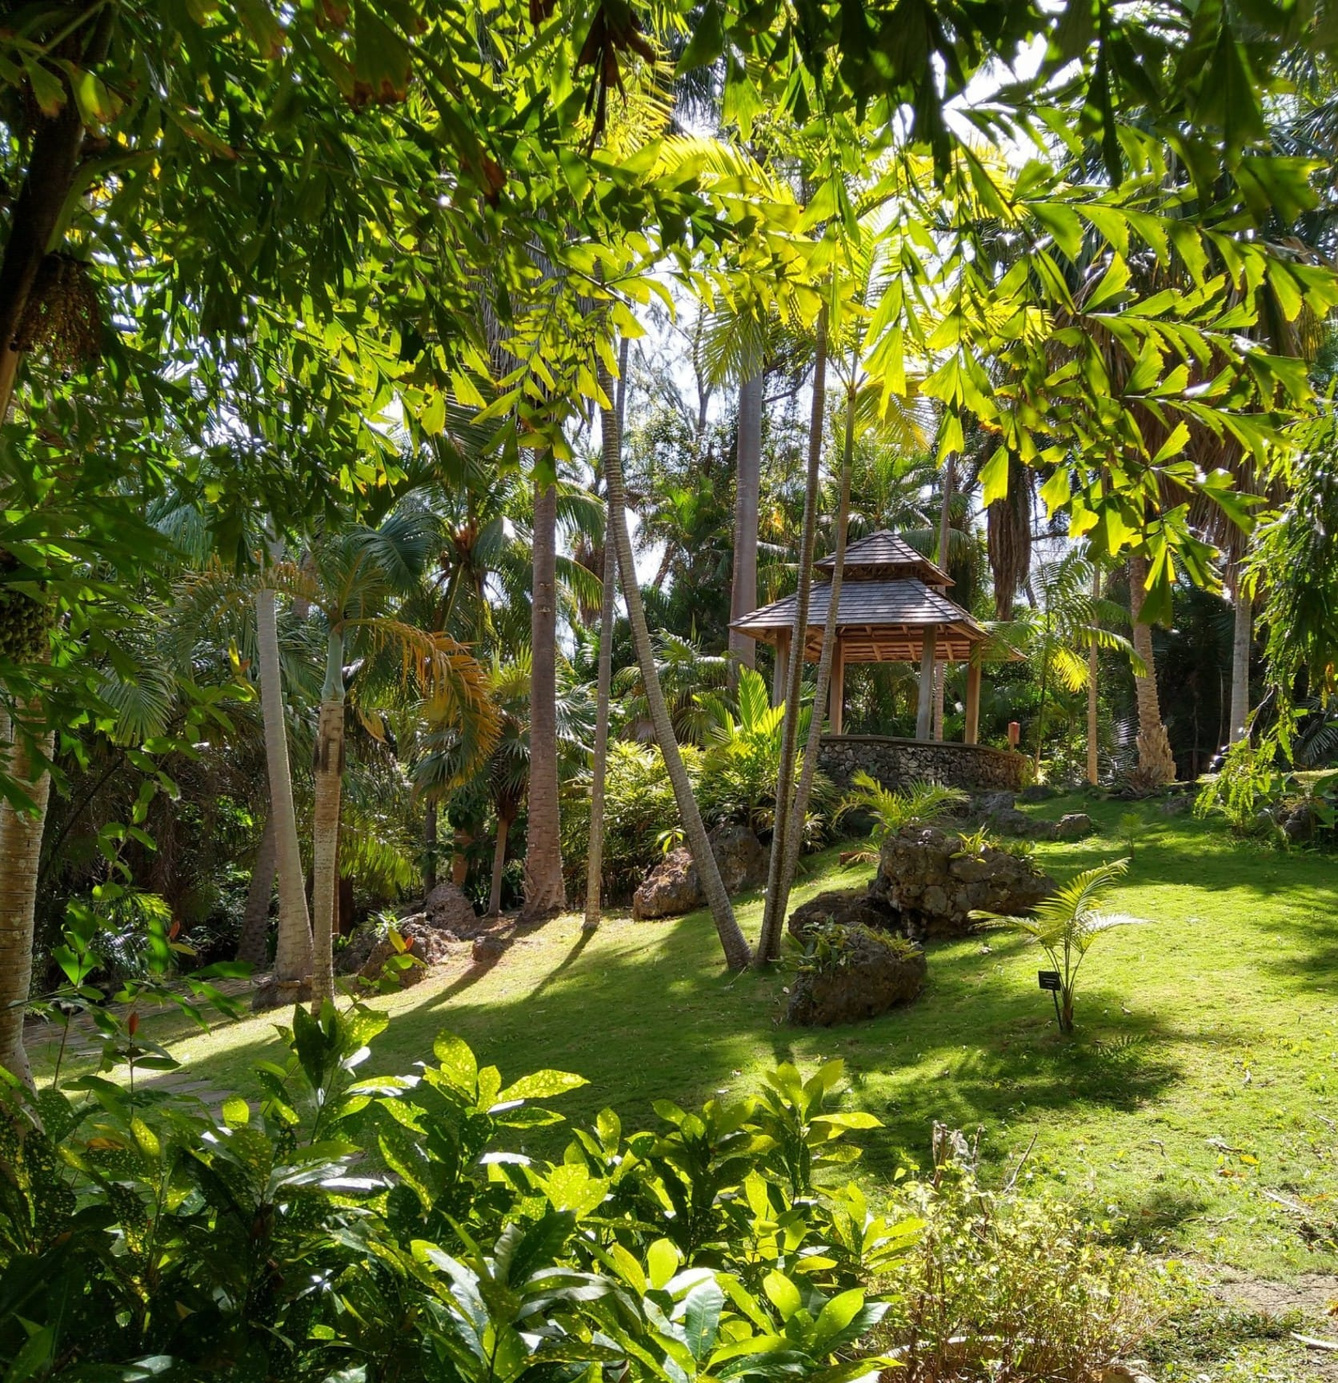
[423,801,438,895]
[757,307,828,965]
[1128,555,1176,786]
[598,360,751,968]
[256,587,313,982]
[728,371,764,679]
[489,812,513,917]
[1229,576,1252,745]
[309,632,346,1007]
[236,812,277,967]
[0,712,52,1086]
[524,475,566,919]
[931,457,954,741]
[585,354,627,931]
[1087,566,1101,786]
[765,361,855,959]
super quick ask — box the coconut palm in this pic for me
[1008,549,1143,777]
[274,505,498,1003]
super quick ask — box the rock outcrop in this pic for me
[357,919,455,988]
[787,925,927,1026]
[632,824,768,921]
[870,826,1054,939]
[787,888,900,943]
[422,881,485,936]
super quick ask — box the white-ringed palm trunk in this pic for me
[931,457,955,741]
[757,305,828,964]
[597,358,751,968]
[728,371,764,679]
[255,588,312,982]
[0,710,53,1086]
[524,476,566,919]
[1087,566,1101,785]
[310,629,346,1007]
[1128,555,1176,786]
[1229,573,1252,744]
[236,811,277,967]
[765,363,855,959]
[585,363,627,930]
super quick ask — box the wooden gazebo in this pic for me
[730,531,1009,743]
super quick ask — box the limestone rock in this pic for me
[787,888,900,943]
[787,926,927,1026]
[359,920,455,988]
[871,826,1053,939]
[472,935,507,966]
[1019,784,1058,802]
[632,824,768,921]
[423,882,483,936]
[251,976,313,1011]
[709,823,769,894]
[1054,812,1096,840]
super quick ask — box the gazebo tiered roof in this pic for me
[729,528,1015,743]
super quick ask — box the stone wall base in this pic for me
[819,735,1026,794]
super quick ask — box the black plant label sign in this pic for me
[1037,970,1062,992]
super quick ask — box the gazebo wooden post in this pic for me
[830,638,845,735]
[965,649,982,745]
[915,625,937,739]
[772,628,791,707]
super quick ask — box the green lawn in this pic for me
[35,793,1338,1286]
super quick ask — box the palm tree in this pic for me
[255,580,314,983]
[597,355,752,968]
[524,472,566,919]
[1011,549,1142,777]
[976,858,1141,1034]
[278,506,498,1003]
[0,707,52,1085]
[1128,553,1178,787]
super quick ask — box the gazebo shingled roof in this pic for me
[729,576,989,662]
[814,530,953,587]
[729,529,1016,743]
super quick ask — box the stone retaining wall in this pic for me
[818,735,1026,794]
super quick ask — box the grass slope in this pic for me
[35,793,1338,1282]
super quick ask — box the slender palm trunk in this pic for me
[1128,555,1176,785]
[757,307,828,965]
[0,711,52,1086]
[1033,631,1050,775]
[585,347,628,930]
[423,802,438,895]
[310,631,345,1007]
[524,475,566,919]
[764,361,855,960]
[728,371,764,679]
[236,812,277,966]
[1229,574,1252,745]
[489,811,513,917]
[598,360,750,967]
[932,457,955,740]
[1087,566,1101,785]
[255,587,313,981]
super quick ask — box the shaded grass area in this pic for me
[31,792,1338,1282]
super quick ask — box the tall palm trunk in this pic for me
[763,358,855,960]
[489,809,514,916]
[1087,566,1101,785]
[1229,572,1252,744]
[310,630,346,1007]
[524,474,566,919]
[932,456,955,740]
[255,587,312,981]
[728,371,764,679]
[236,811,277,966]
[757,306,828,964]
[1128,555,1176,785]
[422,802,438,894]
[598,359,750,968]
[0,712,52,1086]
[585,344,628,930]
